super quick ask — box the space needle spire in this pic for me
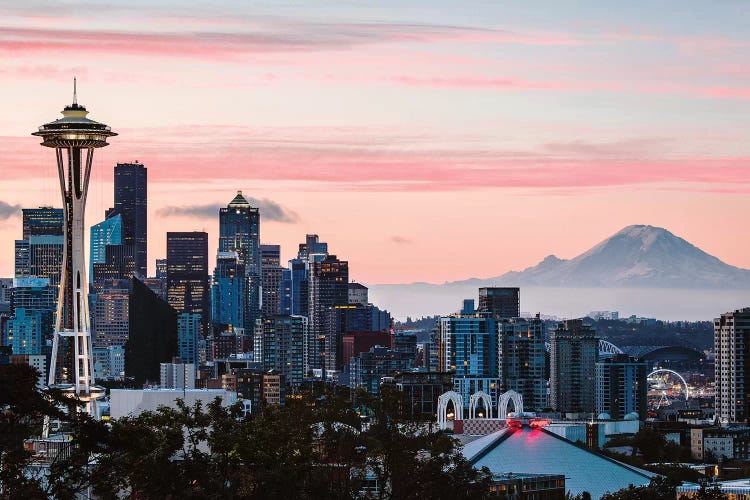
[32,81,117,416]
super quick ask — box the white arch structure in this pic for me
[499,390,524,419]
[648,369,690,401]
[599,340,624,355]
[437,391,464,429]
[544,340,624,356]
[469,391,493,419]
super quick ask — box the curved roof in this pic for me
[620,345,704,361]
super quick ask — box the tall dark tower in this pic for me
[32,80,116,414]
[166,231,210,335]
[113,162,147,278]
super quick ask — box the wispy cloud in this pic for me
[0,201,21,220]
[8,129,750,193]
[157,198,298,223]
[0,22,593,62]
[391,235,412,245]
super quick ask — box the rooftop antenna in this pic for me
[73,77,77,105]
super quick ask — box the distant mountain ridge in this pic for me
[490,225,750,288]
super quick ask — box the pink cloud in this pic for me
[11,128,750,192]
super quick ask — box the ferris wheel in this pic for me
[647,369,690,409]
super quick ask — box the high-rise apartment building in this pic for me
[595,354,648,420]
[260,244,283,318]
[254,315,306,390]
[113,162,147,278]
[306,254,349,374]
[478,287,520,318]
[715,308,750,423]
[498,316,547,411]
[438,299,499,410]
[90,279,130,348]
[167,231,210,335]
[550,319,599,415]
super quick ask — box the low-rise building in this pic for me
[488,473,565,499]
[110,389,237,419]
[691,426,750,461]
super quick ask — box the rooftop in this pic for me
[463,426,655,498]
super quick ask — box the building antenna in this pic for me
[73,77,77,105]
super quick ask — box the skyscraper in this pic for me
[478,287,520,318]
[211,251,246,332]
[22,207,63,239]
[260,244,283,318]
[254,315,306,390]
[113,162,147,278]
[15,235,64,288]
[126,277,178,385]
[219,191,260,274]
[177,312,201,366]
[90,279,130,348]
[307,254,348,374]
[550,319,599,415]
[89,214,122,282]
[715,308,750,423]
[32,83,116,413]
[498,316,547,411]
[167,232,210,335]
[595,354,647,420]
[218,191,261,329]
[438,299,499,410]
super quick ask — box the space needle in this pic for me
[32,80,116,416]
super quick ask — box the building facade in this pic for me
[438,300,499,410]
[113,162,147,278]
[167,231,210,335]
[595,354,648,420]
[307,254,349,374]
[478,287,520,318]
[550,319,599,415]
[498,316,547,411]
[715,308,750,423]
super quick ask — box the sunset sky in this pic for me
[2,0,750,284]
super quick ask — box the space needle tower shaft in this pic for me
[32,80,116,414]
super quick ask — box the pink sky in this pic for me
[1,2,750,284]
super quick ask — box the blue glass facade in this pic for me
[438,300,499,409]
[6,308,43,355]
[89,214,123,282]
[211,252,246,332]
[178,312,201,366]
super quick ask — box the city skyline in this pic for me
[1,1,750,284]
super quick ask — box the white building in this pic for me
[110,389,237,419]
[93,345,125,380]
[160,361,196,389]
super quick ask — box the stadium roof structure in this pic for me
[620,345,704,361]
[462,426,656,499]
